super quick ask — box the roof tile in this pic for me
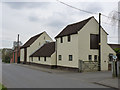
[30,42,55,57]
[55,16,93,38]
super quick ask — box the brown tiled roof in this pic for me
[55,16,93,38]
[20,32,44,49]
[108,44,120,49]
[30,42,55,57]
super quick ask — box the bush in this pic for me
[2,49,12,63]
[114,48,120,60]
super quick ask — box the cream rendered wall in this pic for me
[31,57,51,65]
[30,52,56,66]
[101,29,116,70]
[78,18,99,62]
[78,18,115,70]
[56,17,115,70]
[51,52,56,65]
[27,47,30,62]
[20,48,24,62]
[26,32,53,62]
[56,34,78,68]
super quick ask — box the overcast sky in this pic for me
[0,0,119,48]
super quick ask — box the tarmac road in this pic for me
[2,63,113,88]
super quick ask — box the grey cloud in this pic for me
[5,2,50,9]
[28,16,40,22]
[48,20,65,27]
[47,13,69,27]
[86,2,103,13]
[2,39,13,48]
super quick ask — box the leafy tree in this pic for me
[2,48,13,63]
[114,48,120,60]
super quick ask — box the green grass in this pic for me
[0,83,7,90]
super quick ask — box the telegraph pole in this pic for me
[98,13,101,71]
[17,34,19,63]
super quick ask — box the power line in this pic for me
[101,14,120,21]
[56,0,98,15]
[56,0,120,21]
[102,21,120,28]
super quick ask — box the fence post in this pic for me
[112,60,117,77]
[117,61,120,78]
[78,60,83,72]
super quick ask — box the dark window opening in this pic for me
[60,37,63,43]
[38,57,40,61]
[58,55,62,60]
[44,57,46,61]
[90,34,99,49]
[94,55,97,62]
[88,55,92,61]
[69,55,73,61]
[68,35,71,42]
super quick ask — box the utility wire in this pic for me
[102,21,120,28]
[56,0,120,21]
[101,14,120,21]
[56,0,98,15]
[57,0,119,39]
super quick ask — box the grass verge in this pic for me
[0,83,7,90]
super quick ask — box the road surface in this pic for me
[2,63,112,88]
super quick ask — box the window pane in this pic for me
[69,55,72,61]
[59,55,62,60]
[68,35,71,42]
[90,34,99,49]
[89,55,92,61]
[38,57,40,61]
[94,55,97,62]
[60,37,63,43]
[44,57,46,61]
